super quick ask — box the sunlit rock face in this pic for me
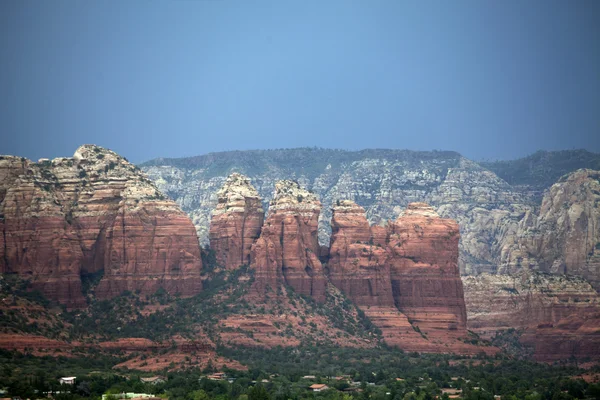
[328,200,394,307]
[0,145,203,308]
[327,201,487,355]
[387,203,467,331]
[209,173,264,270]
[250,180,326,301]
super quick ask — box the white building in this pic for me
[59,377,76,385]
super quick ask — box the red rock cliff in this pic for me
[328,201,490,355]
[463,271,600,361]
[209,173,264,270]
[0,145,203,308]
[250,180,326,301]
[328,200,394,307]
[388,203,467,331]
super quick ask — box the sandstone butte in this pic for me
[209,173,264,270]
[0,145,203,308]
[329,200,491,355]
[250,180,327,302]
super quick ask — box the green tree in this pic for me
[248,384,271,400]
[191,389,210,400]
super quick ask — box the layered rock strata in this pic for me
[463,272,600,361]
[0,145,203,307]
[463,272,600,335]
[209,173,264,269]
[328,200,394,307]
[328,201,490,354]
[498,169,600,289]
[520,312,600,362]
[141,150,535,277]
[250,180,326,301]
[388,203,467,331]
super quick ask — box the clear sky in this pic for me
[1,0,599,163]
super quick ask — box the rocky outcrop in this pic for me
[463,272,600,335]
[463,272,600,361]
[520,312,600,362]
[0,145,203,307]
[328,201,491,355]
[388,203,467,331]
[250,180,326,301]
[498,169,600,289]
[141,149,535,277]
[209,173,264,269]
[328,200,394,307]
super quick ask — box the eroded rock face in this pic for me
[209,173,264,270]
[498,169,600,289]
[463,272,600,333]
[463,271,600,361]
[0,145,203,307]
[328,200,394,307]
[142,151,534,277]
[328,201,490,354]
[388,203,467,331]
[250,180,326,301]
[520,312,600,362]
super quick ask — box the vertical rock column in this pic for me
[250,180,326,301]
[388,202,467,331]
[328,200,394,307]
[209,173,264,270]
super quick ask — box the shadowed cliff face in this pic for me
[0,145,203,308]
[250,180,327,302]
[209,173,264,270]
[463,271,600,361]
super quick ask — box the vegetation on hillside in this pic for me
[481,150,600,191]
[140,148,461,180]
[2,346,599,400]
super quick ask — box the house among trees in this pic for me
[309,384,329,392]
[207,372,227,381]
[59,377,76,385]
[140,377,166,385]
[441,388,462,398]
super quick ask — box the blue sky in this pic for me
[1,0,599,163]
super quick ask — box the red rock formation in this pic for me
[328,200,394,307]
[463,272,600,336]
[250,180,326,301]
[388,203,467,331]
[463,271,600,361]
[327,201,490,355]
[0,145,202,308]
[209,173,264,270]
[520,312,600,362]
